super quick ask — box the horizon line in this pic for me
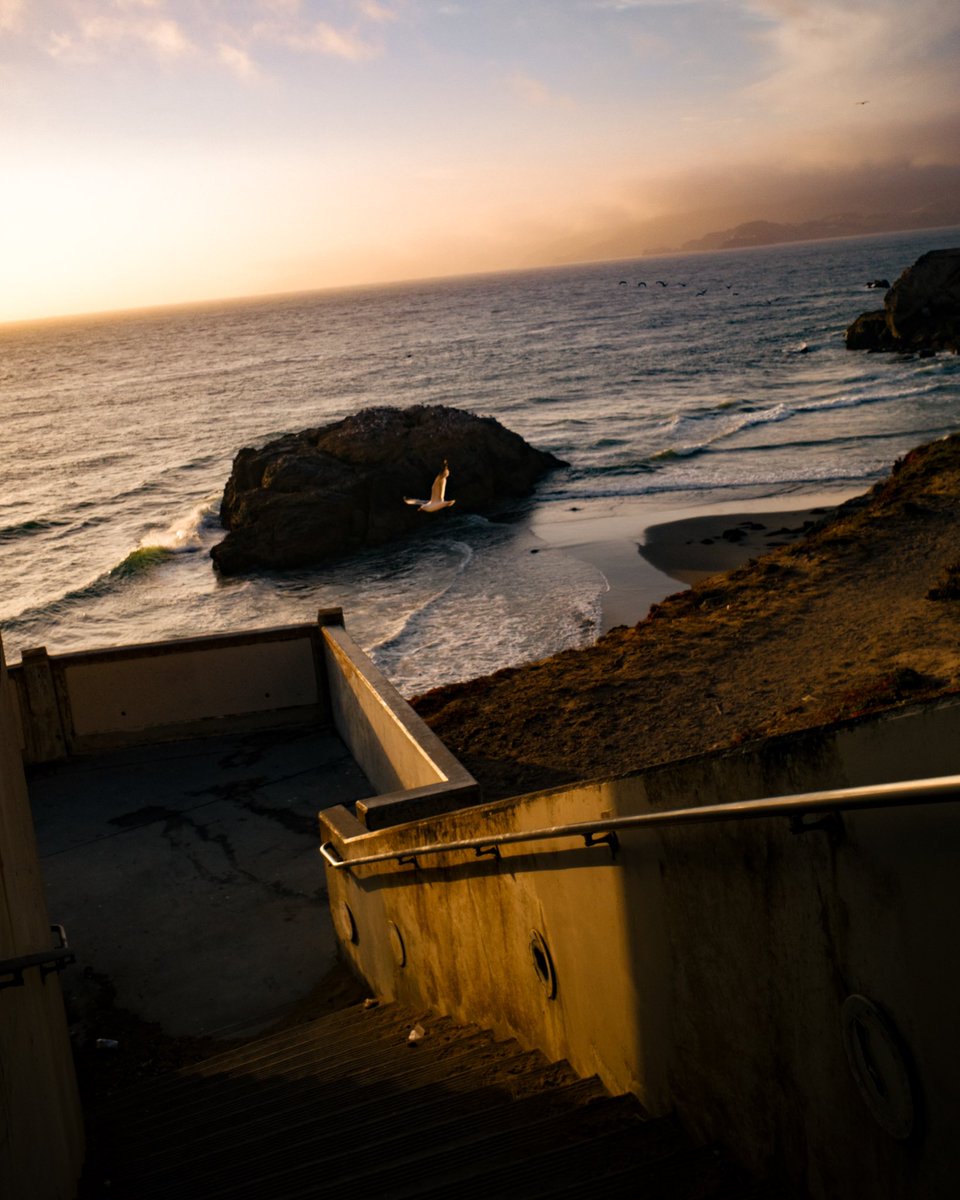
[4,220,958,332]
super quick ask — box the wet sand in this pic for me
[417,436,960,802]
[639,505,836,584]
[530,492,856,632]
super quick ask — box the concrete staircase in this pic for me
[81,1002,769,1199]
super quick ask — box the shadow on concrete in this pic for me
[29,725,375,1042]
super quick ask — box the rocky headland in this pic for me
[845,248,960,352]
[413,435,960,801]
[211,405,564,575]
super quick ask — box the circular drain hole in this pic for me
[841,994,915,1140]
[530,929,557,999]
[388,920,407,968]
[333,902,358,945]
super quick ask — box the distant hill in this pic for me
[651,209,960,255]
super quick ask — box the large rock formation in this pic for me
[210,405,566,575]
[845,248,960,352]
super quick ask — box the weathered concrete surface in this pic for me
[321,696,960,1200]
[11,624,330,764]
[1,638,84,1200]
[211,404,566,575]
[30,725,374,1039]
[321,616,479,831]
[85,1001,767,1199]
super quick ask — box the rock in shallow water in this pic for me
[210,404,566,575]
[845,248,960,353]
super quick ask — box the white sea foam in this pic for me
[143,497,220,553]
[370,534,604,696]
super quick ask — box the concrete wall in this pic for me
[320,612,478,829]
[0,611,479,1198]
[320,696,960,1200]
[10,615,479,835]
[11,624,330,761]
[0,636,84,1200]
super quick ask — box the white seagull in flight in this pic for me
[404,460,456,512]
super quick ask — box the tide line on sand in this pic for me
[530,493,860,633]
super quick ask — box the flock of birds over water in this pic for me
[617,278,739,296]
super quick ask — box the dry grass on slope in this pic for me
[413,435,960,801]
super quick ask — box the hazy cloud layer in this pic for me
[2,1,395,67]
[744,0,960,121]
[2,0,958,319]
[534,158,960,265]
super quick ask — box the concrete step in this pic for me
[81,1001,767,1199]
[109,1013,500,1146]
[126,1044,590,1181]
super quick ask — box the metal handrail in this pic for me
[0,925,75,992]
[319,774,960,871]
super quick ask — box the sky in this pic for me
[1,0,958,322]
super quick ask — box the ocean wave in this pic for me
[649,446,699,462]
[4,501,218,629]
[537,461,883,503]
[369,534,604,696]
[29,544,177,610]
[365,538,475,660]
[141,497,220,551]
[646,381,937,463]
[108,545,176,579]
[720,425,956,456]
[3,554,167,631]
[0,516,70,544]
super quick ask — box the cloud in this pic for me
[43,9,194,62]
[0,0,23,33]
[10,2,390,70]
[217,42,260,80]
[532,153,960,266]
[286,20,378,59]
[143,18,192,56]
[507,71,575,109]
[743,0,960,125]
[586,1,698,8]
[356,0,398,21]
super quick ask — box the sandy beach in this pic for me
[416,437,960,801]
[529,491,858,632]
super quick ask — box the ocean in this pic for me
[2,227,958,696]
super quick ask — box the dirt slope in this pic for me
[413,436,960,800]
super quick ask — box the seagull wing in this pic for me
[404,497,427,507]
[429,462,449,504]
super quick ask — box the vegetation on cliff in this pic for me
[414,436,960,800]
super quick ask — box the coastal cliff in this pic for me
[414,435,960,800]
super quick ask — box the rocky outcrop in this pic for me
[845,248,960,352]
[844,309,899,351]
[210,405,566,575]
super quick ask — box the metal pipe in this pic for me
[319,773,960,871]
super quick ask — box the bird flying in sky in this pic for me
[404,461,456,512]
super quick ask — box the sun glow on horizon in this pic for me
[1,0,957,323]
